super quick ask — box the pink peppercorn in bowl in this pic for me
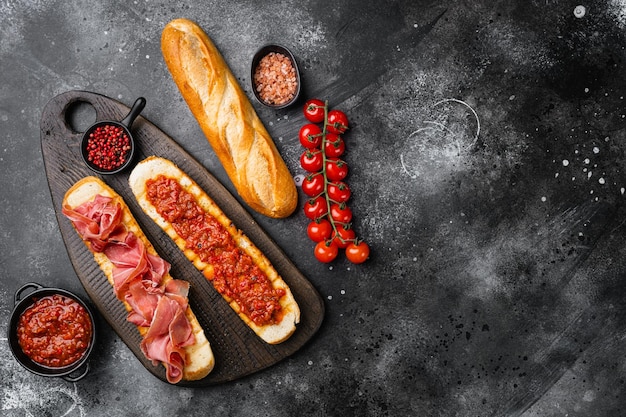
[80,97,146,175]
[251,45,301,109]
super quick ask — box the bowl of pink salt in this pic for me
[251,45,301,109]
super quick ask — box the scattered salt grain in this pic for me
[574,5,586,18]
[294,174,305,186]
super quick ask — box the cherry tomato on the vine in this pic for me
[323,133,345,157]
[303,195,328,220]
[307,218,332,242]
[300,149,324,172]
[326,158,348,181]
[327,181,351,203]
[299,98,368,264]
[299,124,323,148]
[327,109,349,134]
[303,98,326,123]
[330,203,353,224]
[332,225,356,248]
[301,173,325,197]
[345,241,370,264]
[314,240,339,263]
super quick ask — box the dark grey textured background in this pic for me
[2,0,626,416]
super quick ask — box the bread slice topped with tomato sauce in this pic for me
[128,156,301,344]
[62,176,215,384]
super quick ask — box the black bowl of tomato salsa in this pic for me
[7,282,96,382]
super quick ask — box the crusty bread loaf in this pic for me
[63,177,214,382]
[160,18,297,219]
[129,156,301,344]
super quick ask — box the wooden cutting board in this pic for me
[40,90,324,386]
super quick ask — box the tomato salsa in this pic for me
[145,175,285,327]
[17,294,93,368]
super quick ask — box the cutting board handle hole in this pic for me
[65,100,97,134]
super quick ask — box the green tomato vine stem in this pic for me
[319,100,354,246]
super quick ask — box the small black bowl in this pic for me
[251,44,301,109]
[8,282,97,382]
[80,97,146,175]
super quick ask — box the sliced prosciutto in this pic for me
[140,296,194,383]
[62,194,125,252]
[63,194,196,384]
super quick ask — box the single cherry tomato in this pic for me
[307,218,332,242]
[303,99,326,123]
[323,133,345,157]
[300,149,324,172]
[327,109,349,134]
[330,203,353,224]
[326,158,348,181]
[303,195,328,220]
[327,181,351,203]
[345,241,370,264]
[332,225,356,248]
[299,124,323,148]
[314,240,339,263]
[301,173,325,197]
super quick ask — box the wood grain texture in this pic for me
[40,90,324,386]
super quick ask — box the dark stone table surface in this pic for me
[2,1,626,416]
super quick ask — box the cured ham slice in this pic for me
[125,279,161,327]
[140,296,193,383]
[62,194,124,252]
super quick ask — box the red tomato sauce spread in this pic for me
[145,175,285,326]
[17,294,92,368]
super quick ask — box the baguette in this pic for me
[62,177,214,383]
[128,156,301,344]
[160,18,297,219]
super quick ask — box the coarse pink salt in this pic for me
[253,52,298,106]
